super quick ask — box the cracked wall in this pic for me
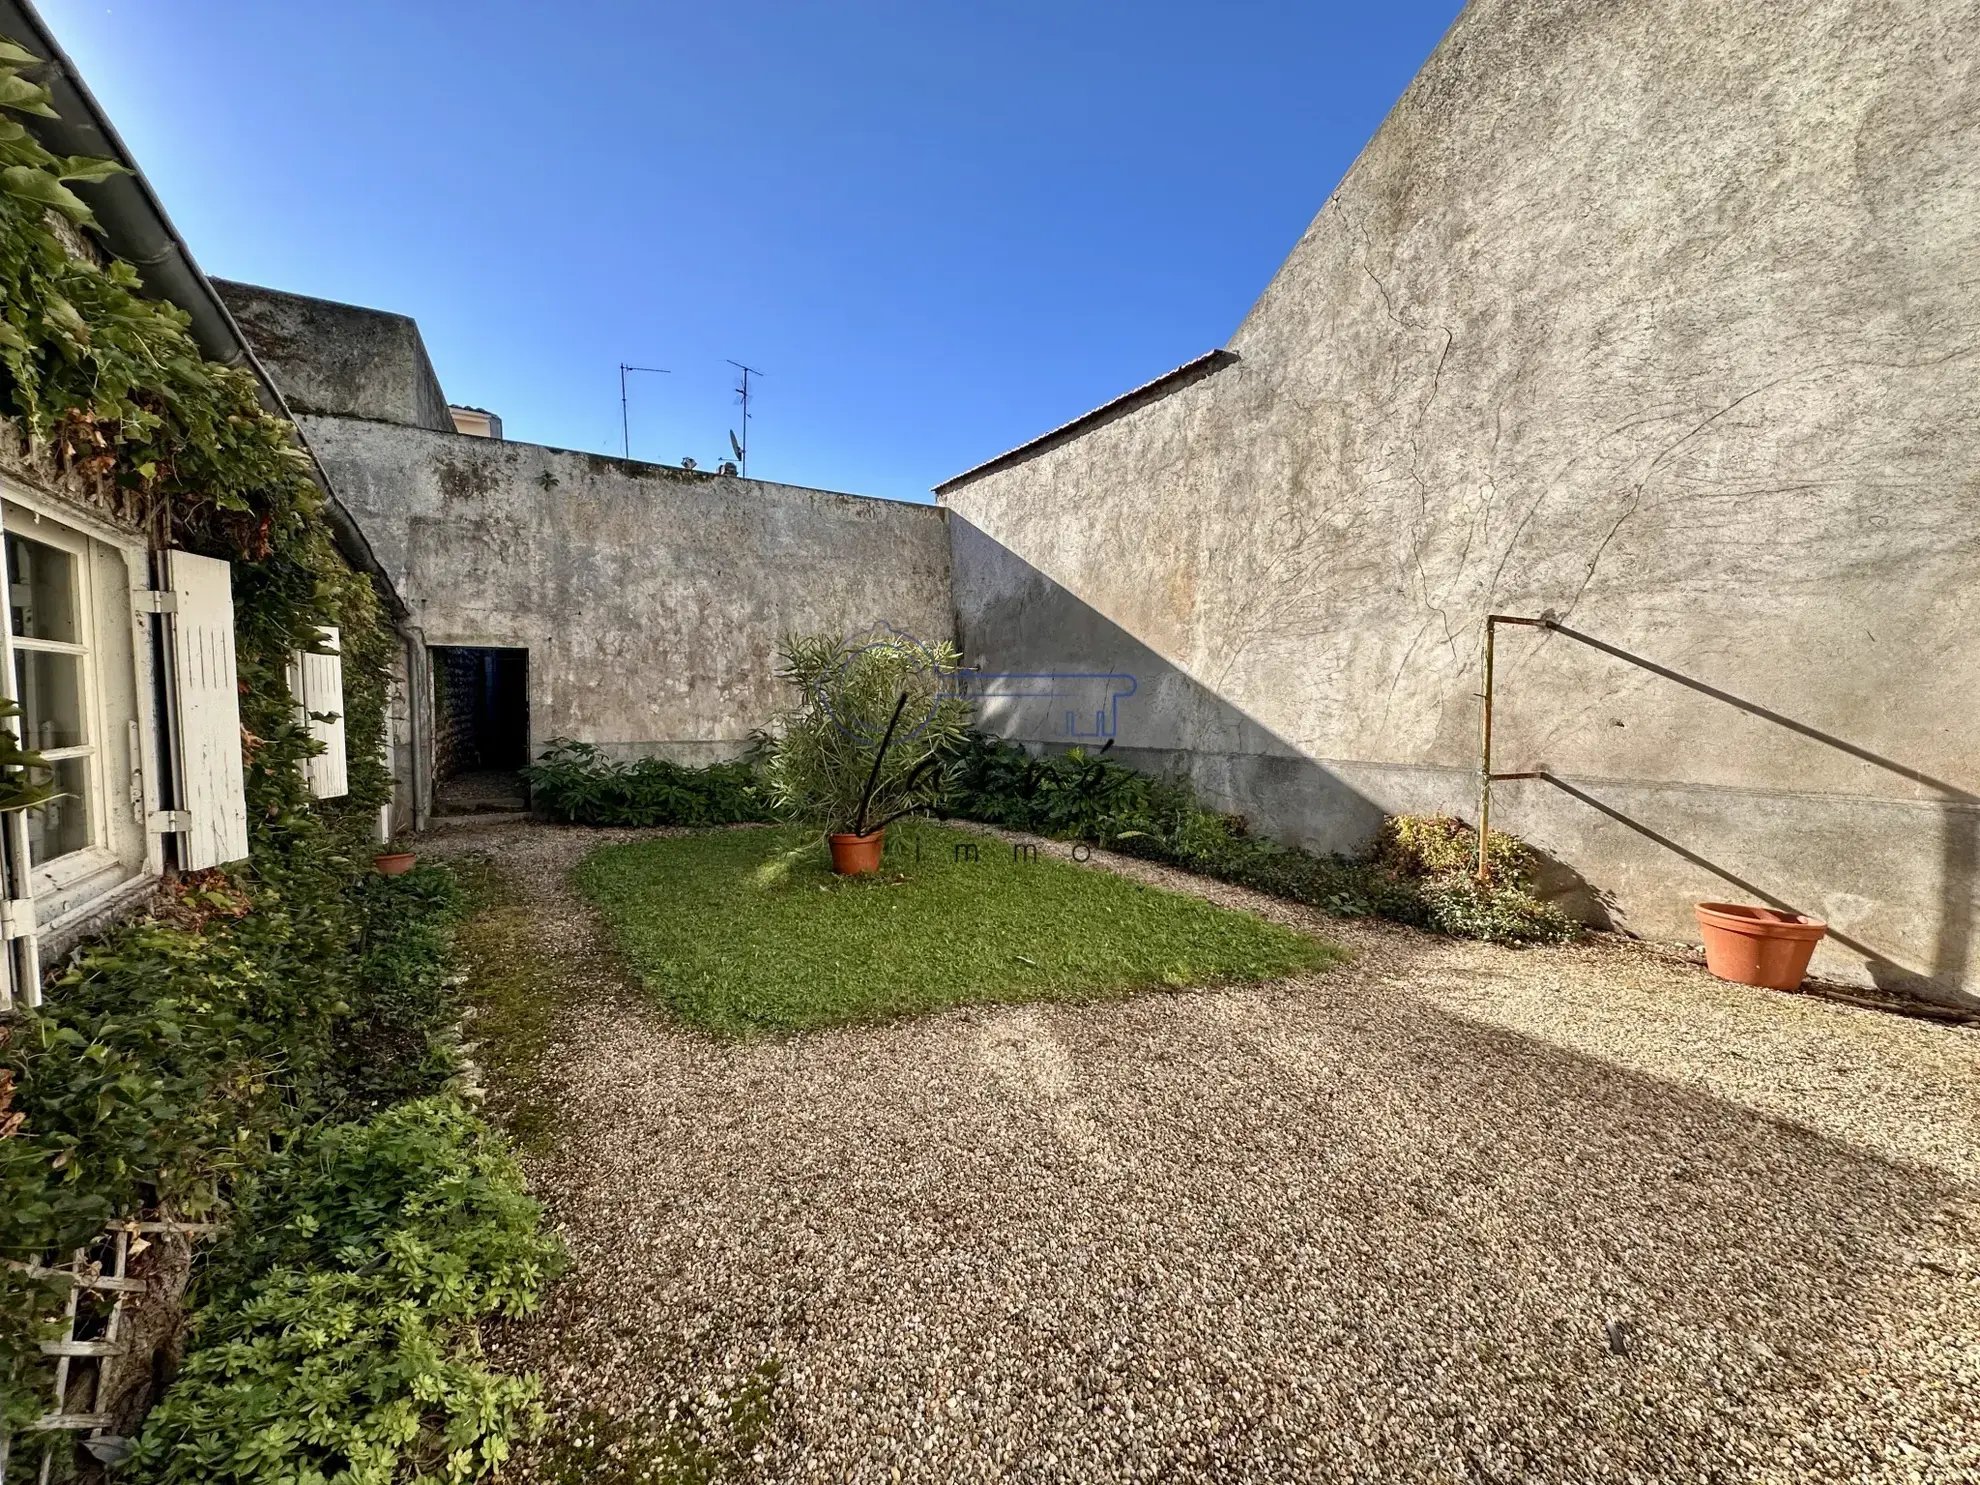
[942,0,1980,1003]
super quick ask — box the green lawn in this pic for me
[575,822,1340,1036]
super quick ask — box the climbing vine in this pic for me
[0,33,391,846]
[0,35,555,1480]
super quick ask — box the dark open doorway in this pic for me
[431,646,530,816]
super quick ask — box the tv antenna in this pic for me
[619,363,671,460]
[727,360,763,477]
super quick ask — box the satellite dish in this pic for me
[729,429,744,461]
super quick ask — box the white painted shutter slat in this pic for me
[165,551,249,869]
[296,626,348,800]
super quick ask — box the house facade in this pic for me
[0,0,396,1010]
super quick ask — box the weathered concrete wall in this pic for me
[217,282,455,432]
[941,0,1980,1004]
[301,416,954,773]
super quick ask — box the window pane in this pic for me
[14,649,84,749]
[26,755,87,864]
[6,532,77,643]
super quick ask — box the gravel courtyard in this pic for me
[435,823,1980,1485]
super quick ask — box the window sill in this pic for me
[31,847,134,925]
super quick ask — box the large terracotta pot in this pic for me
[828,829,885,875]
[374,851,417,877]
[1695,902,1827,990]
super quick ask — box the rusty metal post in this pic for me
[1478,617,1497,882]
[1478,613,1555,882]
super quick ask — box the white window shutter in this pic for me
[293,625,348,800]
[164,551,250,869]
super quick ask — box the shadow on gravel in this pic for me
[440,823,1978,1483]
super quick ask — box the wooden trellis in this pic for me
[0,1218,215,1485]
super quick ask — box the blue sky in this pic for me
[41,0,1463,502]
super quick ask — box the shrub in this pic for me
[948,731,1194,843]
[1413,874,1577,945]
[122,1097,565,1485]
[0,842,518,1440]
[1365,813,1576,945]
[522,739,766,827]
[1369,812,1529,881]
[941,733,1579,947]
[760,630,973,836]
[329,864,472,1114]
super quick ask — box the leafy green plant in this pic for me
[1364,812,1575,944]
[329,864,473,1114]
[1413,874,1576,945]
[1368,812,1529,881]
[0,34,553,1472]
[948,732,1195,843]
[0,697,55,812]
[941,732,1579,946]
[759,631,972,836]
[0,851,493,1438]
[521,740,765,828]
[122,1097,565,1485]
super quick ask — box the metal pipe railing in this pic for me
[1475,609,1976,883]
[1476,613,1553,881]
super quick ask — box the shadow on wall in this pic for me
[950,516,1978,1008]
[1491,621,1978,1005]
[951,514,1376,830]
[946,515,1607,907]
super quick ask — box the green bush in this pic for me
[0,844,508,1442]
[948,733,1195,842]
[760,630,973,836]
[522,739,766,828]
[942,732,1578,947]
[329,864,472,1114]
[0,36,553,1474]
[1369,812,1530,881]
[122,1097,564,1485]
[1413,874,1576,945]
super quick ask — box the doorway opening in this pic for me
[431,646,530,816]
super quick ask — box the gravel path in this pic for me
[429,822,1980,1485]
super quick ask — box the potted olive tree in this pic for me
[761,629,971,873]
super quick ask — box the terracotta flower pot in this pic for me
[1695,902,1827,990]
[828,829,885,875]
[374,851,418,877]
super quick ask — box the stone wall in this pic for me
[939,0,1980,1005]
[301,416,955,784]
[217,281,456,432]
[430,647,481,783]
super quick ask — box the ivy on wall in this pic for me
[0,33,392,843]
[0,35,554,1479]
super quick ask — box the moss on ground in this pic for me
[536,1363,782,1485]
[453,859,565,1154]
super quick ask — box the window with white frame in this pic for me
[5,513,96,866]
